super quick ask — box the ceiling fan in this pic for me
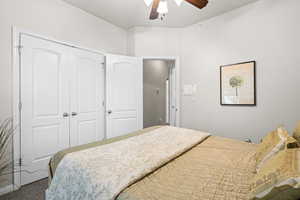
[144,0,209,20]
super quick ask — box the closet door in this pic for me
[70,49,105,146]
[20,35,70,185]
[106,55,143,139]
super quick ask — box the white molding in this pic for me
[138,57,144,131]
[11,26,106,187]
[12,26,21,190]
[142,56,181,127]
[0,184,14,196]
[174,57,181,127]
[142,56,178,61]
[12,26,107,56]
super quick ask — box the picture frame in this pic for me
[220,61,256,106]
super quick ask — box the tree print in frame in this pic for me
[220,61,256,106]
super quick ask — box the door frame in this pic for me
[142,56,181,127]
[12,27,106,190]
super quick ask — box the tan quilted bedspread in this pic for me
[117,136,258,200]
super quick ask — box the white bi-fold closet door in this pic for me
[70,48,105,146]
[20,35,105,185]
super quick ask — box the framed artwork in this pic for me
[220,61,256,106]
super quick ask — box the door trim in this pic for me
[12,27,106,189]
[142,56,181,127]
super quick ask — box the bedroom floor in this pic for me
[0,179,47,200]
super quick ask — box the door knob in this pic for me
[63,113,69,118]
[72,112,78,116]
[107,110,112,114]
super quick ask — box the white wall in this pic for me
[128,27,181,57]
[130,0,300,143]
[0,0,127,188]
[0,0,127,119]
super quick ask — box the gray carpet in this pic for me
[0,179,48,200]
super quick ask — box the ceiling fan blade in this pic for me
[184,0,208,9]
[149,0,160,20]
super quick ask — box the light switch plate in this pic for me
[183,84,197,96]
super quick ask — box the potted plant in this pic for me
[0,118,13,177]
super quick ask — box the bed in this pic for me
[46,126,257,200]
[118,135,257,200]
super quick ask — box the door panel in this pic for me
[33,125,61,159]
[78,120,97,144]
[33,50,60,117]
[106,55,143,139]
[111,117,138,138]
[70,49,105,146]
[111,62,137,110]
[20,35,70,185]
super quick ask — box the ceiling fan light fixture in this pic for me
[174,0,183,6]
[144,0,153,7]
[157,1,168,14]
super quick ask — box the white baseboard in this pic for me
[0,184,14,196]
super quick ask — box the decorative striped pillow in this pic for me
[250,149,300,200]
[293,121,300,144]
[255,127,289,172]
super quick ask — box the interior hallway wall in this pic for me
[143,60,170,128]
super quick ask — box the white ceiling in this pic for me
[63,0,259,29]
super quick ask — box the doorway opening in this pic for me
[143,59,176,128]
